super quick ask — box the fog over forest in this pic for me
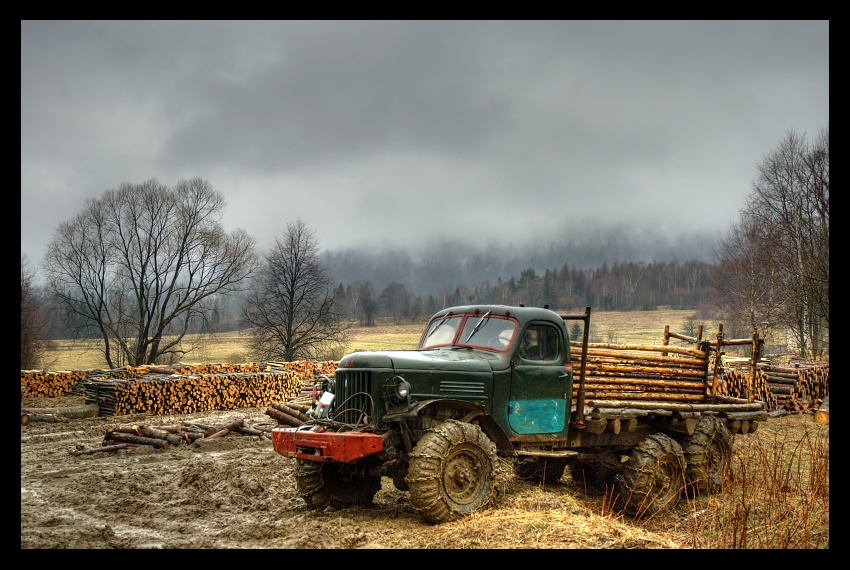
[322,223,718,296]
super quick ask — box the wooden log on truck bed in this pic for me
[584,399,766,412]
[719,410,769,421]
[813,394,829,425]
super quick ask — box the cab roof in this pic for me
[430,304,565,326]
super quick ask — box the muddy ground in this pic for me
[21,395,693,549]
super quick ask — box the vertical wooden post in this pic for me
[710,324,724,403]
[747,329,759,402]
[662,325,670,356]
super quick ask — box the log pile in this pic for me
[21,369,94,397]
[21,361,340,418]
[266,401,312,427]
[719,359,829,413]
[713,368,778,411]
[71,415,279,455]
[21,363,268,398]
[81,367,304,416]
[265,360,338,377]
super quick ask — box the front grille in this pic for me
[334,370,372,426]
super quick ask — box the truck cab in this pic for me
[273,304,583,524]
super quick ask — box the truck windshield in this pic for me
[420,313,517,351]
[421,315,463,348]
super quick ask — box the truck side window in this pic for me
[519,325,560,361]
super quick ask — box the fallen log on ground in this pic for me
[20,403,99,419]
[21,412,61,425]
[72,443,141,455]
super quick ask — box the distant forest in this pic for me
[323,224,717,297]
[314,225,721,327]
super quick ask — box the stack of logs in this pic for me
[21,369,93,397]
[720,359,829,415]
[22,361,338,418]
[82,367,299,416]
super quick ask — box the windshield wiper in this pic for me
[426,311,452,339]
[464,311,491,343]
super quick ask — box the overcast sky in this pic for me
[21,20,829,272]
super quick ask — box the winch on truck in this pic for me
[272,304,768,524]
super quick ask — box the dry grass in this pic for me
[676,414,830,548]
[31,309,827,549]
[318,413,829,549]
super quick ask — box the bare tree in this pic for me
[710,215,783,345]
[21,254,51,369]
[241,219,352,361]
[713,127,829,358]
[748,128,829,357]
[346,281,378,326]
[43,178,256,368]
[622,262,646,310]
[379,281,411,322]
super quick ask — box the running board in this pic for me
[515,449,578,458]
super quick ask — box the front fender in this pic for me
[383,399,514,455]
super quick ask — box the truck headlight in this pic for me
[394,376,411,399]
[396,382,409,399]
[384,375,412,407]
[318,374,335,393]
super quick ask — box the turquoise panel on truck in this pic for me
[509,398,566,434]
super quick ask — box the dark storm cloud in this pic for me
[21,20,829,269]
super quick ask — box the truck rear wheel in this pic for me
[407,419,499,524]
[616,433,686,518]
[513,458,567,484]
[682,414,732,496]
[293,459,382,510]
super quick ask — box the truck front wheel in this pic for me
[616,433,686,518]
[682,414,733,497]
[293,459,382,510]
[407,419,499,524]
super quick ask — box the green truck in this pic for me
[272,304,767,524]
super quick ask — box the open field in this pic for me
[41,308,725,371]
[20,398,828,549]
[22,307,827,549]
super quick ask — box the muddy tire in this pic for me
[407,419,499,524]
[616,433,686,518]
[293,459,381,510]
[513,458,567,484]
[682,414,732,496]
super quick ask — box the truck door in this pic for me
[508,323,571,435]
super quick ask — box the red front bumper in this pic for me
[272,427,384,463]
